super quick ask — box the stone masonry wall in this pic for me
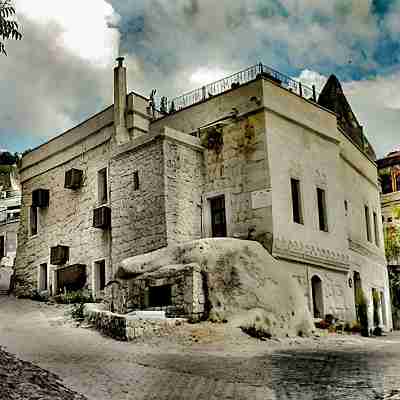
[164,137,204,244]
[84,305,183,341]
[0,220,18,265]
[202,111,273,248]
[15,136,112,296]
[110,136,167,271]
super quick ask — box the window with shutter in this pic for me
[291,179,303,224]
[30,206,38,236]
[317,188,328,232]
[97,168,108,205]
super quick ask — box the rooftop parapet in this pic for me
[155,63,319,118]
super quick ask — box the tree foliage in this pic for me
[384,224,400,263]
[0,151,18,165]
[0,0,22,55]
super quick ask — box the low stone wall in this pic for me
[84,304,185,341]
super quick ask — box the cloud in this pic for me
[295,67,400,158]
[1,0,400,158]
[0,0,120,152]
[108,0,385,81]
[16,0,120,66]
[295,69,328,92]
[343,72,400,158]
[105,0,400,160]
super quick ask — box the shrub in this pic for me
[53,289,94,304]
[70,303,86,321]
[29,289,49,302]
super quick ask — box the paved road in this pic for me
[1,296,400,399]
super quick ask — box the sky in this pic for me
[1,0,400,158]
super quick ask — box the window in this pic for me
[317,188,328,232]
[381,174,393,194]
[97,168,108,205]
[210,196,227,237]
[0,236,4,258]
[291,178,303,224]
[94,260,106,293]
[39,263,47,291]
[30,206,38,236]
[344,200,348,216]
[365,205,372,242]
[133,171,139,191]
[373,211,379,246]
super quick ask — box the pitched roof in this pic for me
[318,74,376,161]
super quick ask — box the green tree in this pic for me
[384,224,400,263]
[0,151,17,165]
[389,268,400,330]
[0,0,22,55]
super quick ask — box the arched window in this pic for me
[311,275,324,318]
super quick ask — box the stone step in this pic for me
[0,289,8,295]
[126,310,166,320]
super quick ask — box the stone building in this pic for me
[15,60,392,330]
[377,148,400,329]
[377,147,400,265]
[0,165,21,294]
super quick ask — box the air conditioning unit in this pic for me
[32,189,50,208]
[64,169,83,189]
[50,245,69,265]
[93,206,111,229]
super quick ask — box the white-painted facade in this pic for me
[0,166,21,293]
[14,61,392,330]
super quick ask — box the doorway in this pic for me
[311,275,324,318]
[353,271,362,320]
[210,196,227,237]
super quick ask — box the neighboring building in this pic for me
[377,148,400,329]
[377,148,400,265]
[0,165,21,294]
[15,60,392,330]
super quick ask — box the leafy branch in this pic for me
[0,0,22,55]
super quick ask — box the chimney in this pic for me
[114,57,129,145]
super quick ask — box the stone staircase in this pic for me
[0,288,8,295]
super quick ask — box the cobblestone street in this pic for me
[271,345,400,399]
[1,297,400,399]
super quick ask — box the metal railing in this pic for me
[155,63,318,117]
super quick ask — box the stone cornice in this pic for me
[347,238,386,264]
[112,127,204,160]
[272,236,350,273]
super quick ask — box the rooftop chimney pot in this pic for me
[116,57,124,67]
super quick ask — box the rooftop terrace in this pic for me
[155,63,319,117]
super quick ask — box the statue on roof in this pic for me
[149,89,157,118]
